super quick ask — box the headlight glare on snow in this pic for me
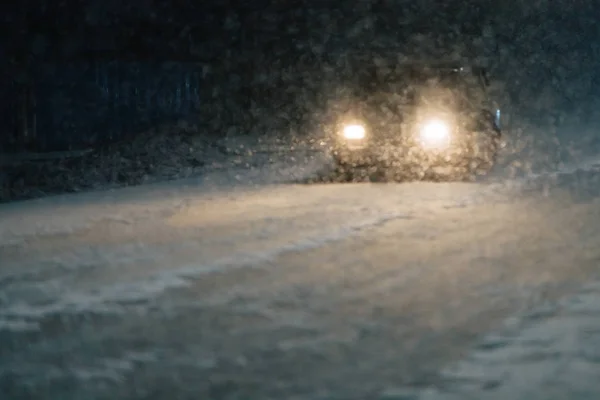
[342,124,366,140]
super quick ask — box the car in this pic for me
[326,61,502,181]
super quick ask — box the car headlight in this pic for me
[419,119,451,148]
[342,124,366,140]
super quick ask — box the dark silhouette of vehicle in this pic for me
[327,62,502,181]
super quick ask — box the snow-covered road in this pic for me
[2,151,600,399]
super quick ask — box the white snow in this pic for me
[411,281,600,400]
[0,144,329,244]
[2,143,600,398]
[0,204,413,331]
[0,149,416,330]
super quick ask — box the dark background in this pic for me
[2,0,600,153]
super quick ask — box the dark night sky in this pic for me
[2,1,597,59]
[3,0,600,107]
[2,0,499,61]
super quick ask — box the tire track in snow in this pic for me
[386,281,600,400]
[0,207,412,334]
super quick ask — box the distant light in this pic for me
[343,124,366,140]
[420,119,451,149]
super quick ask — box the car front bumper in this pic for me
[332,142,474,169]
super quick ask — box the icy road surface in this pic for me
[2,153,600,399]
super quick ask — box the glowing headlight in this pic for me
[420,119,451,148]
[342,124,366,140]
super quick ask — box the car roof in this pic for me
[383,61,483,73]
[354,62,483,78]
[333,55,484,73]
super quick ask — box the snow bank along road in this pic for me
[1,152,600,399]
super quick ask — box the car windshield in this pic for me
[351,63,484,108]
